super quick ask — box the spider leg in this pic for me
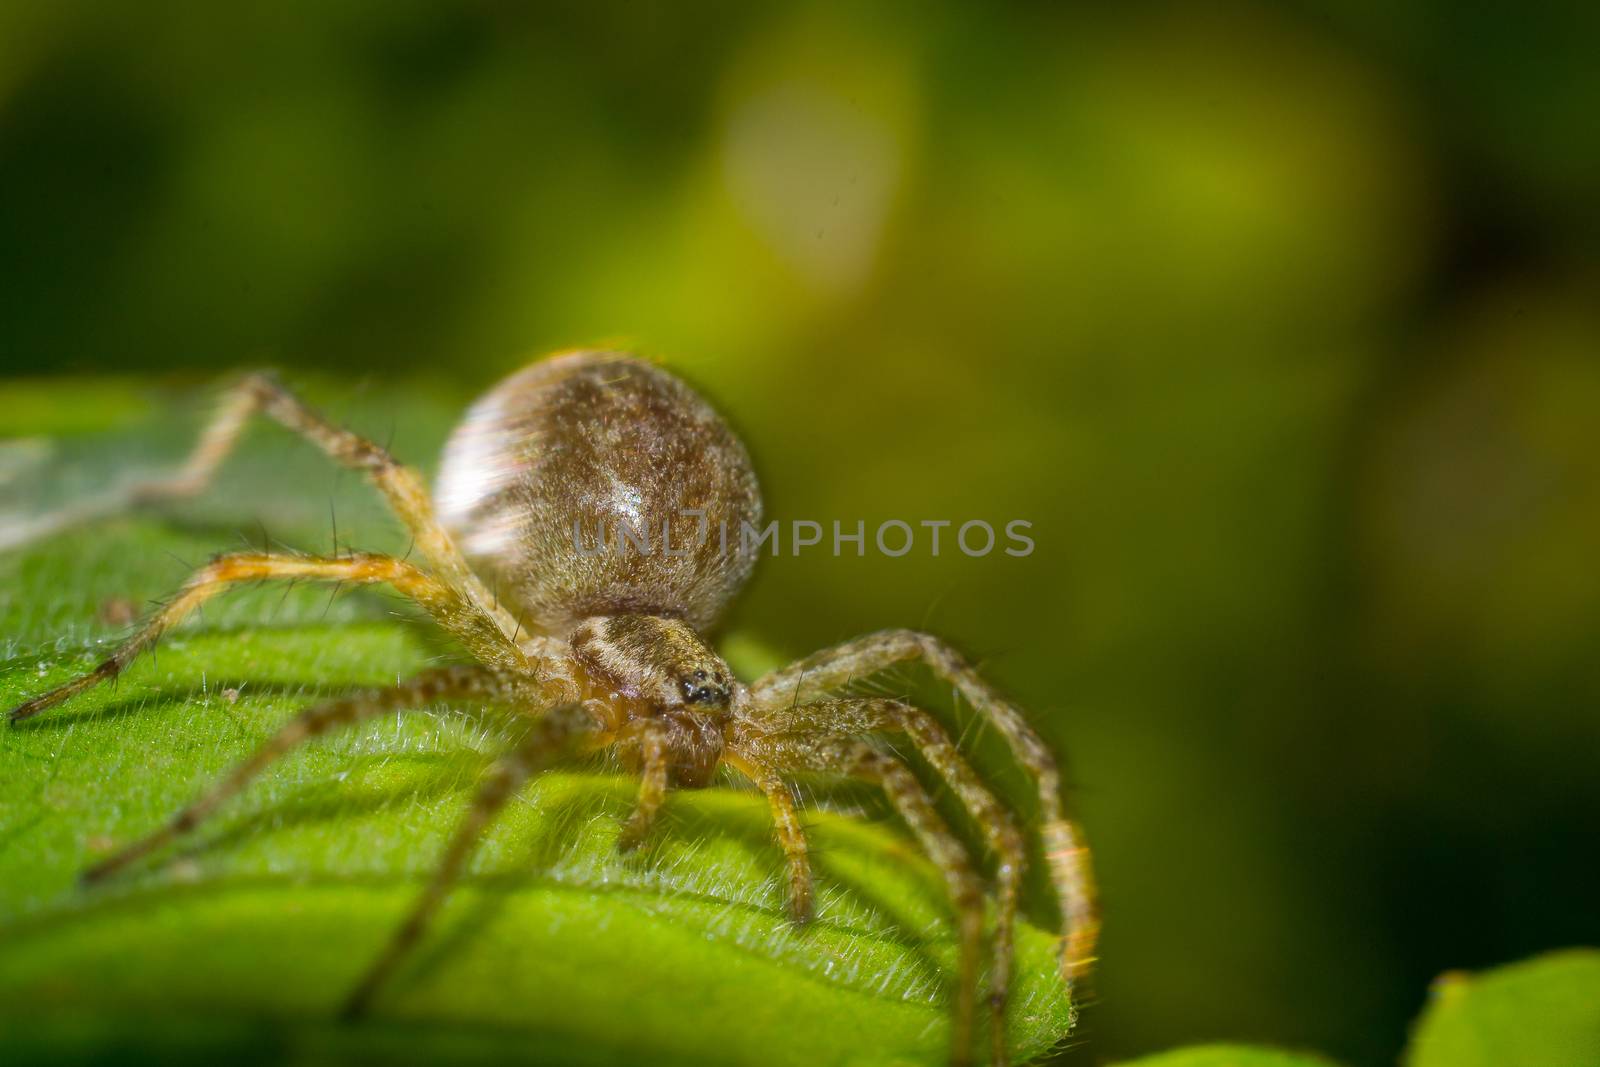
[617,718,670,852]
[722,752,814,924]
[735,696,1023,1064]
[8,551,530,723]
[749,630,1099,985]
[81,666,523,884]
[4,372,521,643]
[731,737,984,1067]
[341,701,596,1020]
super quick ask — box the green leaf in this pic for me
[1405,950,1600,1067]
[1110,1044,1343,1067]
[0,379,1076,1067]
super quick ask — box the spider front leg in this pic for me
[750,630,1099,985]
[8,550,528,723]
[852,747,985,1067]
[723,752,815,924]
[730,736,986,1067]
[734,697,1024,1065]
[342,701,598,1019]
[81,666,526,884]
[617,718,670,852]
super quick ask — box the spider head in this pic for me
[568,614,737,717]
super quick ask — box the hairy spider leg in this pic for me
[8,551,530,723]
[733,738,986,1067]
[721,752,814,925]
[81,666,527,883]
[3,372,524,642]
[748,630,1100,987]
[734,697,1025,1065]
[854,750,983,1067]
[341,701,597,1019]
[616,718,672,852]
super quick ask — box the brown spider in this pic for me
[6,350,1097,1066]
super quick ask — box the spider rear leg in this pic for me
[82,666,520,884]
[341,701,596,1020]
[6,371,522,643]
[749,630,1100,986]
[8,550,528,723]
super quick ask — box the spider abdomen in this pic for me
[435,350,761,635]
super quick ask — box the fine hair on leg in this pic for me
[1,372,523,643]
[734,695,1025,1062]
[748,630,1100,985]
[9,551,530,724]
[729,735,986,1067]
[723,752,814,924]
[616,718,672,853]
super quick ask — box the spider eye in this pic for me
[679,675,728,706]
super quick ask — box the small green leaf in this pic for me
[0,378,1076,1067]
[1405,950,1600,1067]
[1110,1045,1343,1067]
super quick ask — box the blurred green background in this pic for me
[2,1,1598,1064]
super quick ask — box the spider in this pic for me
[6,350,1098,1066]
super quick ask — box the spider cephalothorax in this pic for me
[7,350,1097,1067]
[569,613,738,790]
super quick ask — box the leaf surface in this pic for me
[0,378,1075,1067]
[1404,950,1600,1067]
